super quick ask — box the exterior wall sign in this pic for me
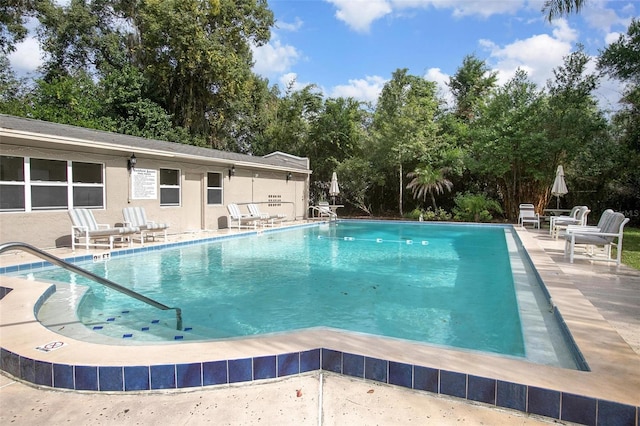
[131,168,158,200]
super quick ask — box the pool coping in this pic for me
[1,222,639,426]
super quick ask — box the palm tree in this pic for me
[543,0,586,21]
[406,166,453,210]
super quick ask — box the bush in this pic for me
[452,193,503,223]
[407,207,452,221]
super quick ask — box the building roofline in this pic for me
[0,114,311,174]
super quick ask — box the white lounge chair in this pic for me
[123,207,169,245]
[247,203,286,227]
[69,209,139,251]
[564,210,630,265]
[518,204,540,229]
[549,206,581,235]
[227,203,259,229]
[551,206,590,239]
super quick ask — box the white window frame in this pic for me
[207,172,223,205]
[160,168,181,207]
[0,156,105,212]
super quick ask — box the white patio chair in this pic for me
[69,208,139,251]
[551,206,590,239]
[564,211,630,265]
[227,203,259,230]
[518,204,540,229]
[549,206,581,235]
[123,207,169,245]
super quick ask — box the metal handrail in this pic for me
[0,242,182,330]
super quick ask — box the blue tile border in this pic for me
[2,346,637,426]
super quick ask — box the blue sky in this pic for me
[250,0,637,110]
[8,0,637,111]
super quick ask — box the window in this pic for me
[160,168,180,206]
[0,156,25,211]
[207,172,223,205]
[30,158,68,210]
[0,156,104,212]
[72,162,104,208]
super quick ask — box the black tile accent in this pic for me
[176,363,202,388]
[53,363,74,389]
[364,357,387,383]
[561,393,596,425]
[228,358,252,383]
[34,360,52,387]
[413,365,438,393]
[343,353,364,378]
[124,366,150,391]
[528,386,560,419]
[203,360,227,386]
[19,357,35,383]
[253,356,276,380]
[75,365,98,391]
[277,352,299,377]
[388,361,412,388]
[468,375,496,405]
[440,370,466,398]
[1,349,20,378]
[321,349,342,373]
[598,400,636,426]
[150,364,176,390]
[98,366,123,391]
[496,380,526,412]
[300,349,320,373]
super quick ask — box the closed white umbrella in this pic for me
[551,165,568,208]
[329,172,340,204]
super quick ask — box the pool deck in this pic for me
[1,222,639,425]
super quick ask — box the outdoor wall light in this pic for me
[127,153,137,171]
[228,165,235,179]
[286,172,292,182]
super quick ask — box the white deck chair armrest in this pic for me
[97,223,111,229]
[571,231,620,238]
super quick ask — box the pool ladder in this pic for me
[0,242,183,330]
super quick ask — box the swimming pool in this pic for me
[25,220,578,368]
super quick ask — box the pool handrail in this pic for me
[0,242,183,330]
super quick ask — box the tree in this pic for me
[597,18,640,216]
[468,69,548,219]
[305,96,366,200]
[1,0,45,54]
[406,166,453,210]
[543,46,606,208]
[372,68,440,216]
[447,54,497,123]
[542,0,586,21]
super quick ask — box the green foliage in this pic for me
[447,54,497,122]
[372,68,441,216]
[407,207,452,221]
[452,193,503,223]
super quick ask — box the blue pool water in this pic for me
[25,221,531,357]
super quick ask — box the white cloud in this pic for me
[327,0,528,32]
[424,67,453,106]
[279,72,316,93]
[326,0,392,33]
[604,31,621,45]
[8,36,44,76]
[275,17,304,32]
[329,75,387,103]
[480,21,574,87]
[252,38,301,76]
